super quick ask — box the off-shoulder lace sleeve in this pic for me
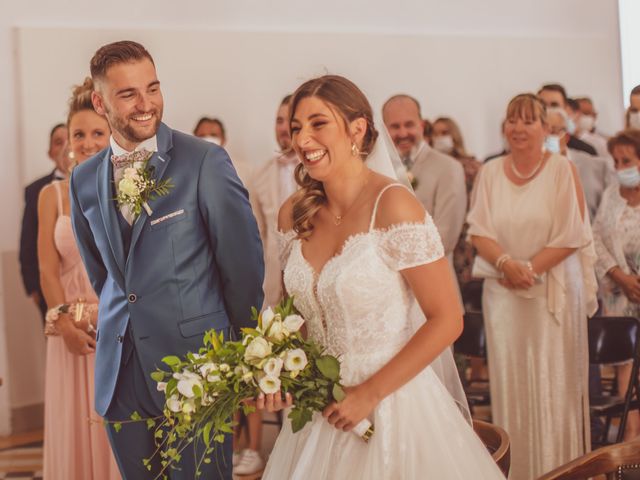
[377,214,445,271]
[276,230,297,269]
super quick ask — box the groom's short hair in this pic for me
[90,40,155,82]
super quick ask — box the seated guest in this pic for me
[593,129,640,440]
[546,108,616,220]
[538,83,597,155]
[575,96,610,158]
[19,123,68,319]
[193,116,226,145]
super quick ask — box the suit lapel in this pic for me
[96,150,126,285]
[126,124,174,266]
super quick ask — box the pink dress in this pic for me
[43,181,120,480]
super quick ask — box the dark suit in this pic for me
[19,169,58,319]
[70,123,264,479]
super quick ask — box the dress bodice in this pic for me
[277,185,445,385]
[52,181,98,303]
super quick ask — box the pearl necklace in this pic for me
[510,154,544,180]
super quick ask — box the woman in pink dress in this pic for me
[38,78,120,479]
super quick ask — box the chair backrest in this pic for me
[537,440,640,480]
[472,419,510,477]
[455,312,487,358]
[588,316,640,365]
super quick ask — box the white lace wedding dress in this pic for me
[263,185,504,479]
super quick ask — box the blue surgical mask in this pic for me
[566,117,576,135]
[616,166,640,188]
[544,135,561,154]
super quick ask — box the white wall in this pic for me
[619,0,640,106]
[0,0,624,435]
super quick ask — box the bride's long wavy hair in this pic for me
[289,75,379,239]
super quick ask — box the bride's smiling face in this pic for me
[290,96,359,181]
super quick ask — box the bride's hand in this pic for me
[256,392,293,412]
[323,384,378,432]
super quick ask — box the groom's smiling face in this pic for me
[92,58,164,151]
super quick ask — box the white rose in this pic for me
[199,362,218,378]
[177,376,203,399]
[284,349,308,372]
[167,394,181,413]
[261,307,276,332]
[258,375,281,395]
[118,177,140,197]
[268,320,287,342]
[283,314,304,333]
[263,357,284,378]
[219,363,230,373]
[123,167,141,181]
[156,382,167,392]
[244,337,272,364]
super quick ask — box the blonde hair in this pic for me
[433,117,470,158]
[289,75,379,239]
[67,77,96,126]
[506,93,547,126]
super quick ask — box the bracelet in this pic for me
[495,253,512,271]
[44,303,70,336]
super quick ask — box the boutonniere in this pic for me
[407,171,419,190]
[114,150,173,217]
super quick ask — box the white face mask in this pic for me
[201,135,222,145]
[629,112,640,130]
[577,115,596,133]
[433,135,454,154]
[616,166,640,188]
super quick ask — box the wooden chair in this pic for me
[537,440,640,480]
[473,419,510,477]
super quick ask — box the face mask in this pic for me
[544,135,561,154]
[202,136,222,145]
[566,117,576,135]
[629,112,640,130]
[433,135,454,154]
[577,115,596,133]
[616,166,640,188]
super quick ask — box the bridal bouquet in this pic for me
[118,298,372,478]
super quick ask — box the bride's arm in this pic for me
[324,187,463,431]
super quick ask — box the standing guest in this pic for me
[20,123,68,319]
[70,41,263,479]
[627,85,640,130]
[382,95,466,267]
[38,78,119,480]
[546,108,616,220]
[232,95,297,476]
[575,96,610,158]
[431,117,481,287]
[593,129,640,440]
[538,83,597,155]
[193,116,226,145]
[468,93,598,479]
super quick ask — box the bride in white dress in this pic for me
[259,75,504,479]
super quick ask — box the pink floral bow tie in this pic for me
[111,149,152,169]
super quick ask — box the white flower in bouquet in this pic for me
[284,349,308,372]
[268,320,287,342]
[283,314,304,333]
[167,394,181,413]
[175,371,203,399]
[119,177,140,197]
[182,399,196,414]
[261,307,277,332]
[157,381,167,392]
[199,362,218,379]
[263,357,284,377]
[219,363,230,373]
[258,375,281,395]
[244,337,272,363]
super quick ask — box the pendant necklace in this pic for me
[329,170,370,226]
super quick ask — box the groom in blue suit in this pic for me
[70,41,264,479]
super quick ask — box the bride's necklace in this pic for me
[510,154,544,180]
[328,170,370,226]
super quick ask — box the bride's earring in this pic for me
[351,143,360,157]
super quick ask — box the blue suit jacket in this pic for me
[70,123,264,416]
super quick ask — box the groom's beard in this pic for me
[107,106,163,144]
